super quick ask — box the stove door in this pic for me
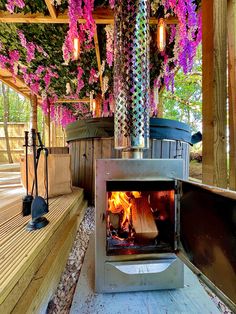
[176,180,236,312]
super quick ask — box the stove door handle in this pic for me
[107,259,176,275]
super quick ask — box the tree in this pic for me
[162,46,202,133]
[1,82,13,163]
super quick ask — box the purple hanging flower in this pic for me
[6,0,25,13]
[89,68,98,84]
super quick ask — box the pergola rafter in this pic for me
[0,8,178,24]
[93,28,103,93]
[44,0,57,19]
[56,98,90,103]
[0,6,178,101]
[0,68,31,99]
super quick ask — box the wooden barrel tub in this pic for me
[66,117,192,203]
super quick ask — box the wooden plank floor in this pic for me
[0,169,24,222]
[0,169,88,313]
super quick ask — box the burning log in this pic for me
[131,196,158,242]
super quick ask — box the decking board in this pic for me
[0,188,87,313]
[12,200,87,314]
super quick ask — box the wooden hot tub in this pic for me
[66,117,192,203]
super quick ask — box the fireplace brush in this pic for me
[22,130,34,216]
[26,129,49,231]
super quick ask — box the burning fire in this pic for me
[108,192,142,228]
[107,190,175,252]
[108,192,129,227]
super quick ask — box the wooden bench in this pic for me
[0,188,87,313]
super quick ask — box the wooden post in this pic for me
[1,83,13,163]
[228,0,236,190]
[202,0,228,188]
[30,93,38,131]
[44,111,51,148]
[158,91,163,118]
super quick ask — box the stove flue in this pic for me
[114,0,150,159]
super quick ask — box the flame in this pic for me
[108,192,132,227]
[132,191,141,198]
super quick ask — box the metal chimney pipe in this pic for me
[113,0,150,159]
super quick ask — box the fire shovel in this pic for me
[22,131,34,216]
[26,129,49,231]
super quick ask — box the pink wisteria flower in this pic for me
[89,68,98,85]
[105,25,114,67]
[109,0,115,9]
[17,31,35,62]
[62,0,96,62]
[152,0,202,90]
[6,0,25,14]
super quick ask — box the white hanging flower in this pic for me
[50,0,62,6]
[151,0,162,14]
[66,82,71,95]
[102,76,109,96]
[100,60,105,76]
[13,63,18,75]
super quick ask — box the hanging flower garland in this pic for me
[105,25,114,67]
[110,0,201,92]
[89,68,99,84]
[153,1,202,90]
[6,0,25,13]
[63,0,96,63]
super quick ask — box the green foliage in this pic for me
[0,23,100,98]
[0,0,49,14]
[0,86,30,122]
[162,46,202,132]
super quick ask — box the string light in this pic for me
[73,38,80,60]
[157,18,166,52]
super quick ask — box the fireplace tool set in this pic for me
[22,128,49,231]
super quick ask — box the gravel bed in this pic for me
[46,206,95,314]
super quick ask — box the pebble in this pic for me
[46,207,95,314]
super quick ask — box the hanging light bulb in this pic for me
[157,18,166,52]
[73,38,80,60]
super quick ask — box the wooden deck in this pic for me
[0,168,87,313]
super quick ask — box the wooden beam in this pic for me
[0,8,178,24]
[44,0,57,19]
[56,98,90,103]
[202,0,227,188]
[0,75,30,99]
[30,93,38,131]
[93,28,103,92]
[228,0,236,190]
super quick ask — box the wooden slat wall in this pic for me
[228,0,236,190]
[202,0,228,188]
[69,138,121,203]
[70,138,189,204]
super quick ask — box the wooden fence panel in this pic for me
[0,123,26,163]
[0,122,67,163]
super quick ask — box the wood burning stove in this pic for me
[95,159,236,313]
[95,159,184,293]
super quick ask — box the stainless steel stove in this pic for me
[95,158,184,293]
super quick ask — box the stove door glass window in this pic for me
[106,180,176,255]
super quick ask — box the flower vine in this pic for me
[6,0,25,13]
[105,25,114,67]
